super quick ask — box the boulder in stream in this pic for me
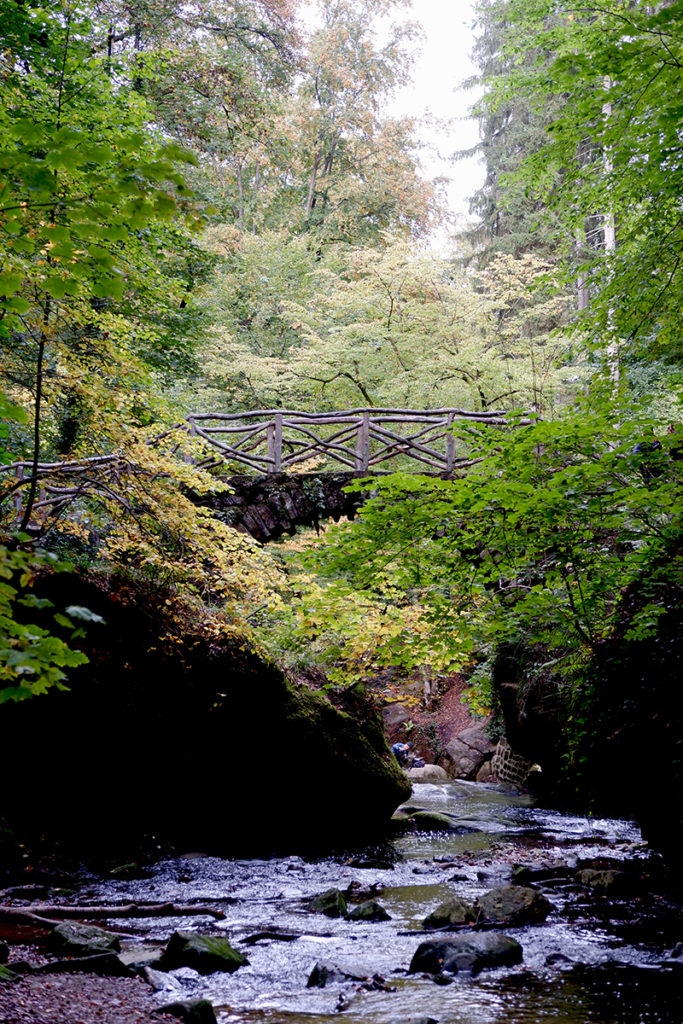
[405,765,450,783]
[345,899,391,922]
[0,573,411,857]
[423,896,476,929]
[310,888,347,917]
[476,885,553,926]
[406,811,477,833]
[160,931,249,975]
[387,1019,439,1024]
[409,933,523,974]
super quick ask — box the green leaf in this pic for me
[0,272,24,296]
[65,605,105,624]
[43,276,68,299]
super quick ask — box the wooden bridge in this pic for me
[186,407,526,475]
[2,407,528,537]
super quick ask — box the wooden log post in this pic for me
[267,412,283,473]
[446,412,455,473]
[184,419,197,464]
[14,464,24,518]
[355,410,370,471]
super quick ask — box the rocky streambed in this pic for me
[2,779,682,1024]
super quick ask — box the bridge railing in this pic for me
[186,407,527,475]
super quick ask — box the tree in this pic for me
[287,0,437,245]
[473,0,683,380]
[462,0,565,264]
[308,406,681,682]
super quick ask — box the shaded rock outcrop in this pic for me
[1,573,410,857]
[444,724,496,780]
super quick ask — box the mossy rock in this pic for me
[407,812,474,833]
[345,900,391,922]
[155,998,217,1024]
[575,869,640,895]
[423,897,476,929]
[48,922,120,956]
[161,931,248,975]
[311,889,347,918]
[1,573,410,856]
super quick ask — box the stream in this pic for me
[84,780,682,1024]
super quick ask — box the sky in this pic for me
[390,0,484,232]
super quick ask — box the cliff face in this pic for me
[0,573,410,857]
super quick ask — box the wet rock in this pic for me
[546,952,577,969]
[345,900,391,922]
[512,862,574,885]
[144,966,183,992]
[160,931,249,975]
[409,933,523,974]
[306,961,374,988]
[575,869,640,895]
[4,960,33,975]
[307,962,349,988]
[48,921,121,956]
[311,888,347,917]
[118,946,165,972]
[406,765,450,783]
[155,998,217,1024]
[476,866,513,885]
[423,897,476,929]
[344,880,385,901]
[407,811,477,833]
[1,884,53,900]
[346,846,398,869]
[475,760,495,783]
[476,886,553,926]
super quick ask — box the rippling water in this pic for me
[85,780,681,1024]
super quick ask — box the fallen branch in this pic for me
[0,901,225,928]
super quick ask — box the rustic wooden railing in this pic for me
[186,407,527,474]
[1,407,530,527]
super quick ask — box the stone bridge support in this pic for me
[200,471,374,543]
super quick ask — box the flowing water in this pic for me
[85,780,682,1024]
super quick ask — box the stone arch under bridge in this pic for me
[201,471,384,543]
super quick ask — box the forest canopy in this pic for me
[1,0,681,705]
